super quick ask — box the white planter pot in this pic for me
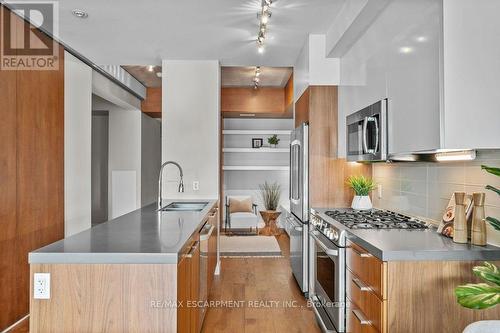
[351,195,372,210]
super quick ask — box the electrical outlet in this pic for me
[377,184,383,199]
[193,181,200,191]
[34,273,50,299]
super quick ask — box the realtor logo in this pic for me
[1,1,59,70]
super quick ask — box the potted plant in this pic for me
[258,181,281,236]
[268,134,280,148]
[346,175,376,210]
[455,165,500,311]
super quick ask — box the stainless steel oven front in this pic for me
[310,229,346,333]
[346,99,388,162]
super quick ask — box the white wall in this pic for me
[162,60,220,200]
[294,34,340,101]
[442,0,500,149]
[108,107,142,218]
[64,51,92,237]
[141,114,162,206]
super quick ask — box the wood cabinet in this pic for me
[346,240,387,333]
[177,233,201,333]
[346,240,500,333]
[177,202,218,333]
[207,207,218,292]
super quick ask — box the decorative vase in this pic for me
[259,210,281,236]
[351,195,372,210]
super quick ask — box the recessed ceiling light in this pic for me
[399,46,413,54]
[71,9,88,19]
[416,36,428,42]
[156,72,162,78]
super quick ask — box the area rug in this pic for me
[220,235,283,257]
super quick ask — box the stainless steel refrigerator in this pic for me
[288,122,309,294]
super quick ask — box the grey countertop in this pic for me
[312,208,500,261]
[29,199,218,264]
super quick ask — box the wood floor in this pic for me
[201,233,321,333]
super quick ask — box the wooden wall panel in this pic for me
[141,87,162,118]
[387,260,500,333]
[0,6,65,331]
[284,73,294,115]
[0,37,19,330]
[30,264,177,333]
[221,87,290,118]
[294,87,309,127]
[304,86,372,208]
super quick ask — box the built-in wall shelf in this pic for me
[223,148,289,153]
[223,165,290,171]
[222,130,291,135]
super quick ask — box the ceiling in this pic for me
[221,66,292,87]
[122,65,162,87]
[55,0,345,67]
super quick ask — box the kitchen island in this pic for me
[29,199,219,333]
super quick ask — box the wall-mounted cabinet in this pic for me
[338,0,500,157]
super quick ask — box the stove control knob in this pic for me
[327,228,333,239]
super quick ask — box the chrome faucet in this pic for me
[158,161,185,210]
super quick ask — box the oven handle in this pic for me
[287,217,303,232]
[310,232,338,257]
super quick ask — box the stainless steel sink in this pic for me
[160,202,209,212]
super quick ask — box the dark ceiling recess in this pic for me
[122,65,162,88]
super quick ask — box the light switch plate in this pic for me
[34,273,50,299]
[193,181,199,191]
[377,184,383,199]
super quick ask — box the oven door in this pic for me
[310,230,345,332]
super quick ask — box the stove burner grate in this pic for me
[324,209,428,230]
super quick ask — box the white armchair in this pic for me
[225,195,259,234]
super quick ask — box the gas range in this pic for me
[310,208,428,247]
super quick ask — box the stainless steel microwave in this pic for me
[346,99,388,162]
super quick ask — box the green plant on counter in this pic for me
[268,134,280,146]
[455,262,500,309]
[482,165,500,230]
[455,165,500,310]
[259,181,281,211]
[346,175,376,196]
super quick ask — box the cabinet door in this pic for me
[177,255,190,333]
[190,241,201,333]
[208,210,218,292]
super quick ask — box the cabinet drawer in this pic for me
[346,240,387,299]
[346,269,386,333]
[346,297,379,333]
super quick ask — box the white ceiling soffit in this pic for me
[221,66,292,87]
[325,0,391,57]
[56,0,345,67]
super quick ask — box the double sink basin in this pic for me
[160,201,209,212]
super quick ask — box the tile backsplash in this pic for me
[373,150,500,246]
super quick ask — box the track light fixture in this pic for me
[256,0,272,53]
[253,66,261,89]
